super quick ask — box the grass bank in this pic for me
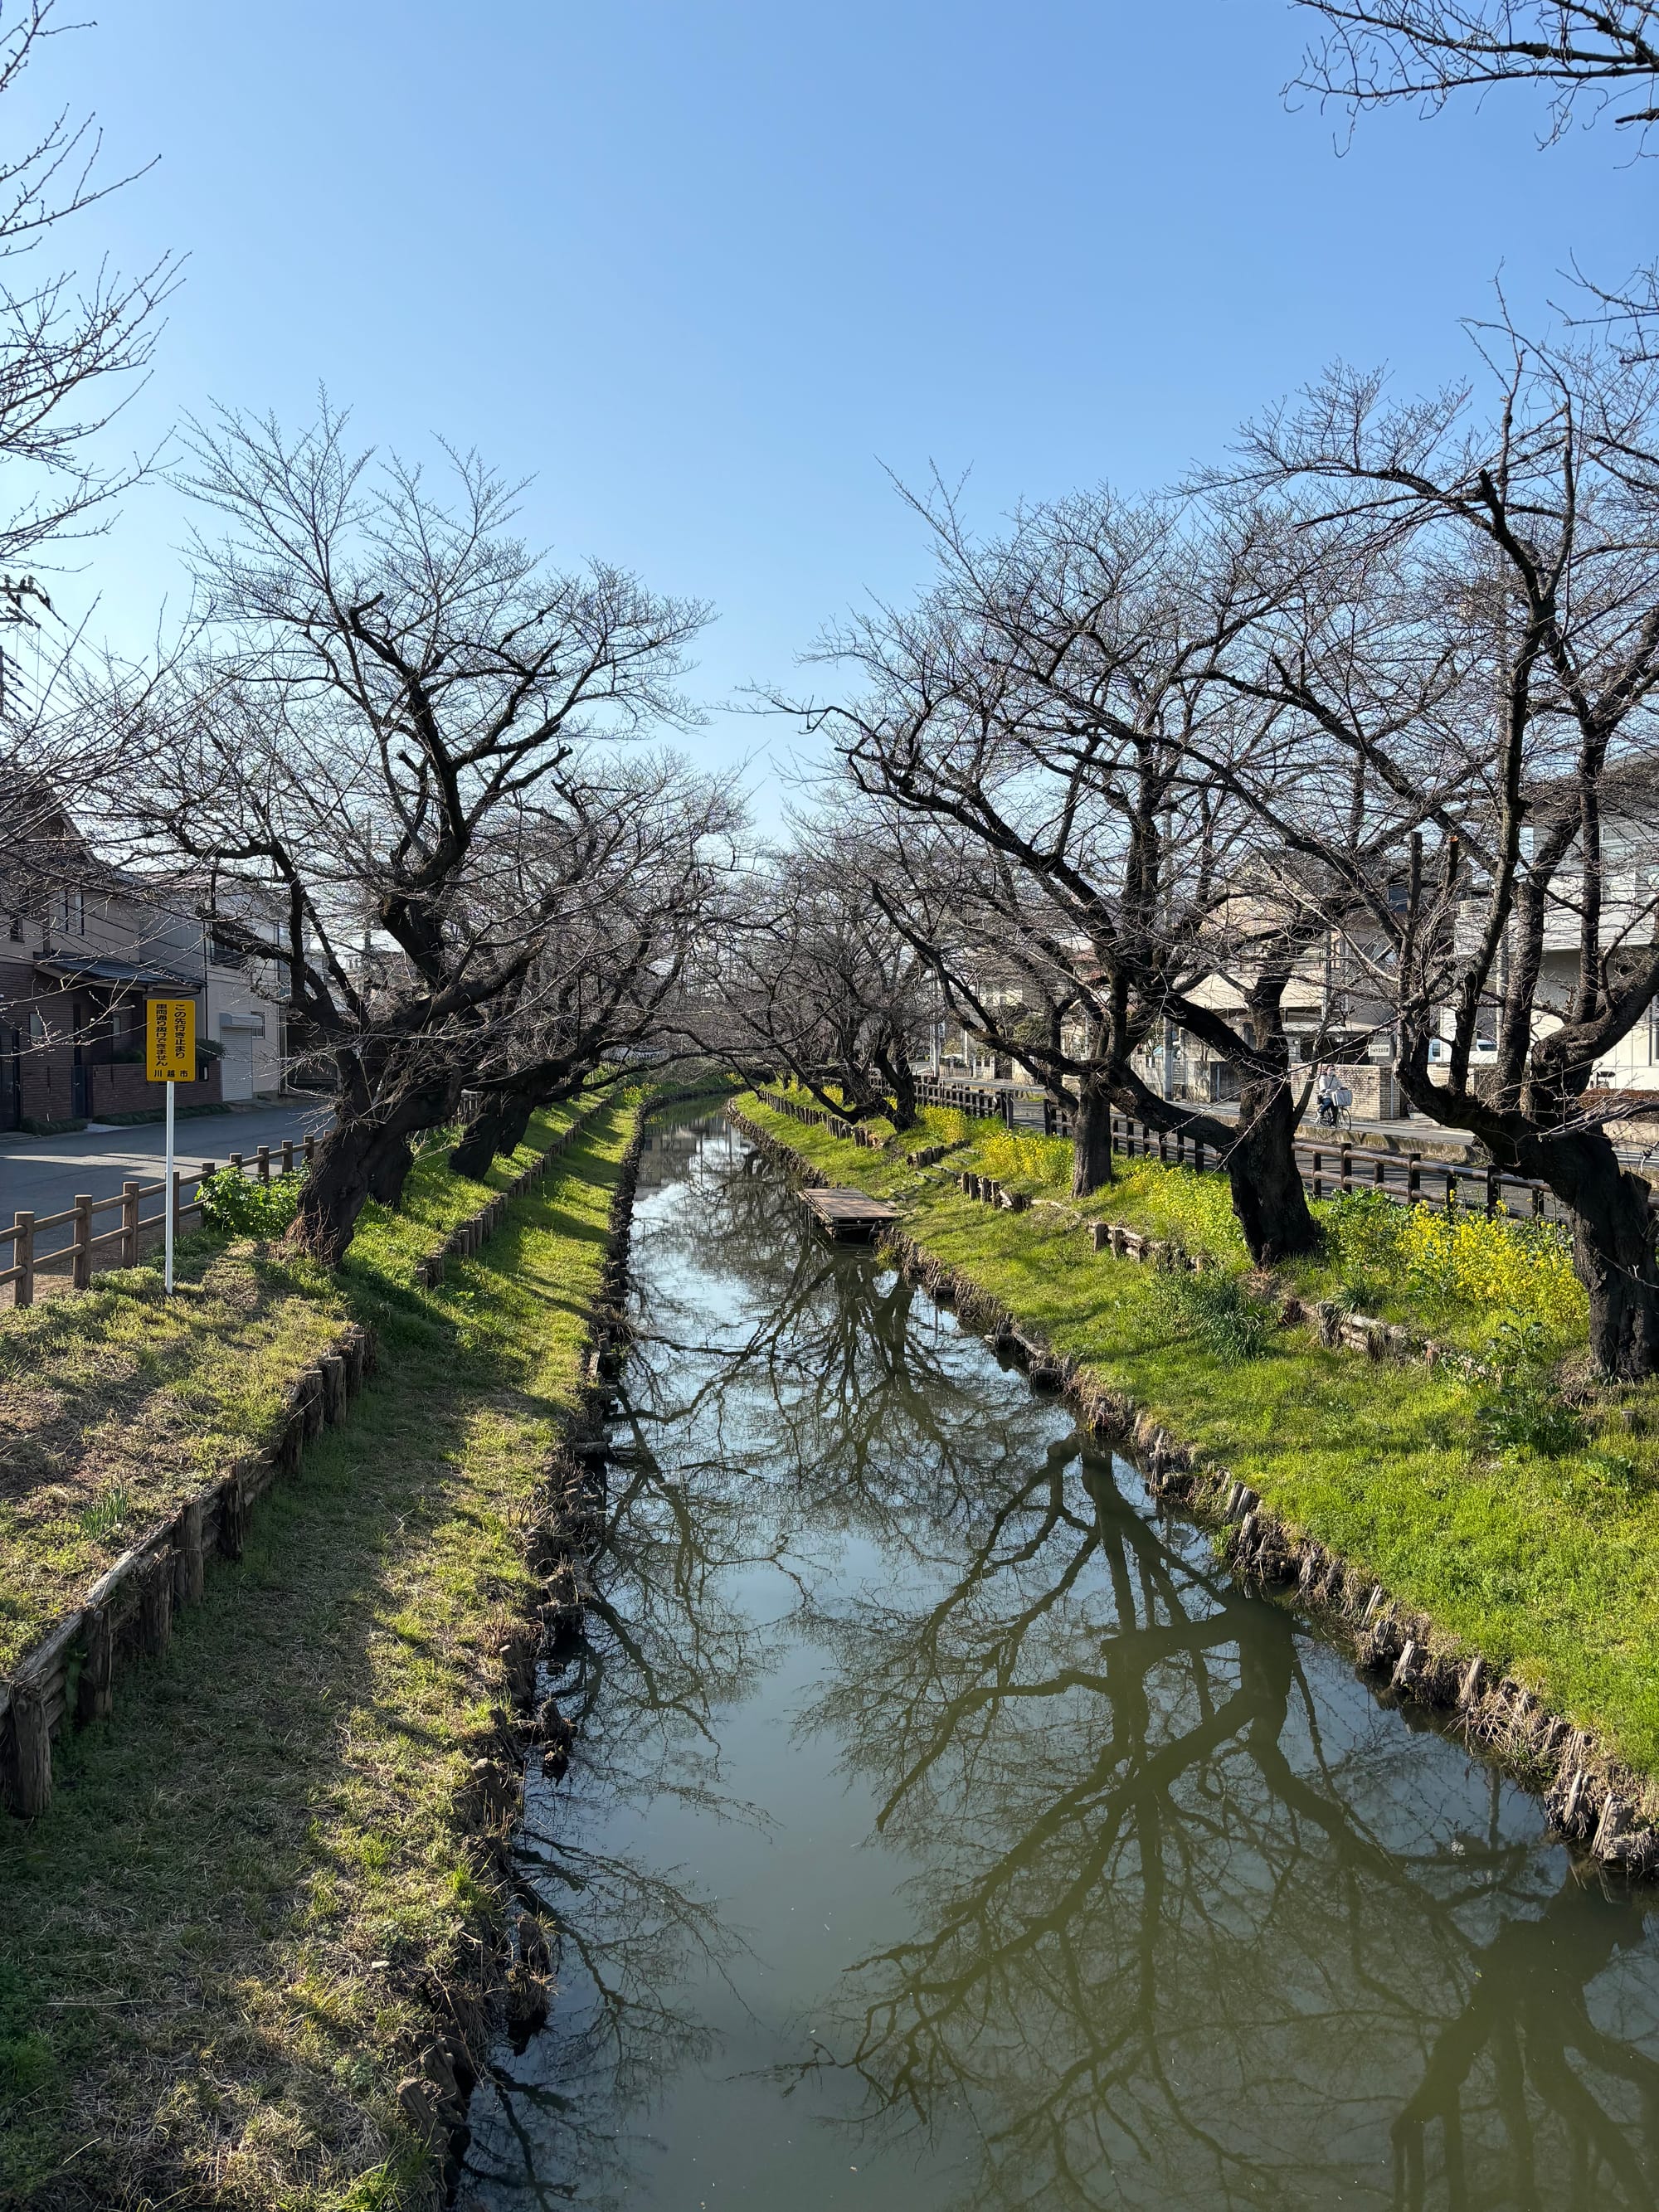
[0,1097,630,2210]
[739,1092,1659,1787]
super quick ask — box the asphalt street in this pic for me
[0,1101,328,1258]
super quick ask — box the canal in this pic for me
[460,1108,1659,2211]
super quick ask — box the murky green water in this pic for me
[460,1111,1659,2212]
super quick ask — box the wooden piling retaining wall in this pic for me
[0,1103,625,1821]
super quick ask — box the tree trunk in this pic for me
[1070,1082,1116,1197]
[1546,1133,1659,1380]
[289,1075,460,1266]
[1224,1079,1319,1265]
[288,1121,382,1266]
[450,1087,538,1181]
[885,1055,918,1132]
[367,1140,413,1207]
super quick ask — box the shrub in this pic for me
[1317,1187,1584,1341]
[197,1166,303,1238]
[1400,1207,1583,1333]
[1322,1189,1408,1280]
[1150,1266,1275,1363]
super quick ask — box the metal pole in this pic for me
[164,1077,175,1294]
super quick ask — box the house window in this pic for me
[28,1009,46,1043]
[56,887,85,935]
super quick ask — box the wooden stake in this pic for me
[9,1677,51,1815]
[77,1605,114,1725]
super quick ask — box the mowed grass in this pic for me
[742,1094,1659,1783]
[0,1100,627,2212]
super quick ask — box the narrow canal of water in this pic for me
[460,1110,1659,2211]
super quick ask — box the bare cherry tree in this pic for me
[102,401,708,1262]
[446,753,744,1179]
[0,2,176,600]
[704,825,940,1130]
[1223,324,1659,1374]
[804,487,1328,1258]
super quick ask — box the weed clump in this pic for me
[1472,1318,1586,1459]
[197,1165,304,1238]
[1151,1266,1275,1363]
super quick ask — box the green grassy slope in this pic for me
[0,1101,630,2212]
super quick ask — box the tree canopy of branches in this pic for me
[0,1,176,868]
[1293,2,1659,142]
[446,751,743,1179]
[105,401,709,1262]
[802,490,1326,1260]
[702,827,939,1130]
[1214,324,1659,1374]
[0,2,175,595]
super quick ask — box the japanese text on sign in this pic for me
[145,996,197,1082]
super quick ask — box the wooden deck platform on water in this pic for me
[800,1187,899,1242]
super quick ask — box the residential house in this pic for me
[0,797,288,1130]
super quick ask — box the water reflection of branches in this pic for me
[462,1816,736,2212]
[797,1452,1659,2211]
[633,1128,1072,1555]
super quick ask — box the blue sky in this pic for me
[14,1,1659,811]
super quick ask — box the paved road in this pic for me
[0,1101,329,1258]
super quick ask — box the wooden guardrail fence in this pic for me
[1,1130,320,1306]
[911,1075,1577,1225]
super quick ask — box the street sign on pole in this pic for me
[146,997,197,1293]
[146,997,196,1083]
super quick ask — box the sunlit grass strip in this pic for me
[0,1099,628,2212]
[737,1093,1659,1787]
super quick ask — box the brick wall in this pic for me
[90,1061,222,1116]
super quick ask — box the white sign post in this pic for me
[164,1073,176,1292]
[146,997,197,1294]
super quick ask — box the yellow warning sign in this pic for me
[145,996,197,1082]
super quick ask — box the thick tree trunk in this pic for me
[450,1087,538,1180]
[288,1121,385,1266]
[1546,1133,1659,1380]
[367,1140,413,1208]
[1070,1082,1116,1197]
[288,1074,460,1266]
[886,1056,918,1131]
[1224,1079,1319,1265]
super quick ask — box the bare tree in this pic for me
[0,1,176,602]
[804,487,1327,1258]
[1221,323,1659,1374]
[1293,2,1659,143]
[446,754,744,1179]
[703,825,939,1130]
[103,401,708,1262]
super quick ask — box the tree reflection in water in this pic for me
[462,1112,1659,2212]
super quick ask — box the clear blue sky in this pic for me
[15,1,1659,810]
